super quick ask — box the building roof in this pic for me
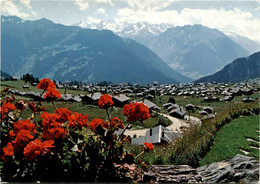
[86,92,102,101]
[112,94,130,102]
[137,99,156,109]
[131,125,181,145]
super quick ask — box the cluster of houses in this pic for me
[5,80,258,146]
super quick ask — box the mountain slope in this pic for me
[224,31,260,54]
[1,15,191,84]
[148,25,250,79]
[195,52,260,83]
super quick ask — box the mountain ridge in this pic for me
[194,52,260,83]
[1,15,191,84]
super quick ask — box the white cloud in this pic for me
[95,0,114,6]
[19,0,31,9]
[124,0,178,11]
[97,8,105,14]
[87,17,101,24]
[0,0,32,18]
[74,0,89,11]
[116,7,260,42]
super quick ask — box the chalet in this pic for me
[223,96,233,101]
[137,99,157,112]
[203,107,214,114]
[163,103,174,109]
[199,110,208,116]
[132,125,181,145]
[242,98,254,103]
[167,104,179,112]
[22,85,29,89]
[169,107,185,119]
[112,94,130,107]
[82,92,102,104]
[11,77,18,81]
[202,113,216,121]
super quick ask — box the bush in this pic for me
[169,102,259,168]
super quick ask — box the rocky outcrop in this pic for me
[197,154,259,183]
[142,154,259,183]
[143,165,202,183]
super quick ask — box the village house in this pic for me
[131,125,181,145]
[82,92,102,104]
[112,94,130,107]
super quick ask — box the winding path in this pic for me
[124,113,201,138]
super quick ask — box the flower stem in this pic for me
[117,121,131,141]
[52,100,58,110]
[135,151,145,158]
[105,108,111,122]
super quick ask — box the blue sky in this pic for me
[1,0,260,42]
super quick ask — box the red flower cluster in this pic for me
[43,87,61,101]
[13,129,34,147]
[15,100,27,111]
[2,142,14,160]
[89,119,107,133]
[1,101,16,120]
[144,142,153,151]
[98,94,114,109]
[13,119,36,135]
[40,111,67,140]
[55,108,73,121]
[23,139,54,161]
[2,118,36,160]
[123,103,150,122]
[37,78,56,91]
[37,78,61,101]
[68,112,88,128]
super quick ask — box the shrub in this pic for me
[169,101,259,168]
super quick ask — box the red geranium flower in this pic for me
[123,103,150,122]
[13,119,36,135]
[2,101,15,112]
[68,112,88,128]
[2,142,14,160]
[89,119,106,133]
[24,139,54,161]
[41,112,61,127]
[43,87,61,101]
[98,94,114,109]
[42,127,67,140]
[144,142,153,151]
[13,129,34,147]
[55,108,73,121]
[37,78,56,91]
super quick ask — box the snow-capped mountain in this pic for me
[224,31,260,54]
[73,20,173,45]
[2,15,191,84]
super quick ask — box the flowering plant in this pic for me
[0,79,153,182]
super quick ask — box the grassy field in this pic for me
[199,115,260,166]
